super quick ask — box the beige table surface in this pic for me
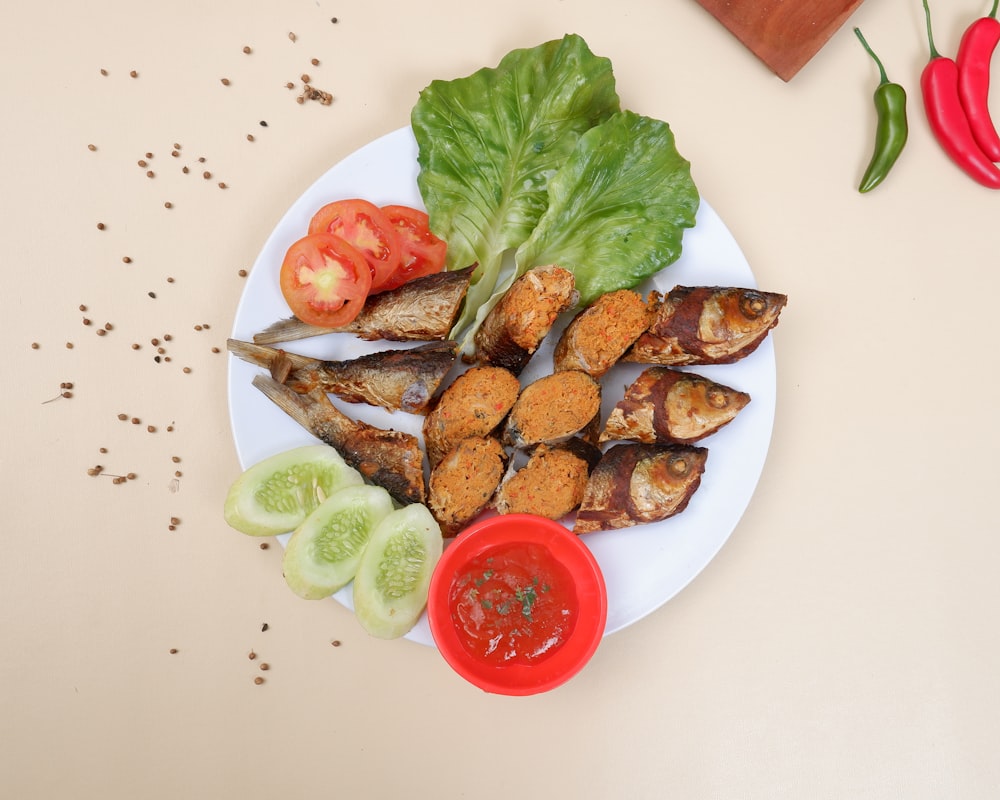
[4,0,999,797]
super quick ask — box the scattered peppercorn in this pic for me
[301,73,311,83]
[96,328,106,337]
[164,202,172,209]
[259,120,268,127]
[182,367,191,374]
[261,623,269,632]
[254,676,265,685]
[66,342,74,349]
[211,346,220,353]
[218,182,227,189]
[130,70,138,78]
[169,648,178,654]
[131,417,140,424]
[99,447,108,454]
[88,144,97,151]
[172,456,180,463]
[246,134,255,142]
[122,256,132,263]
[145,152,153,159]
[243,45,252,54]
[147,425,156,433]
[148,292,156,299]
[31,342,40,349]
[96,222,105,230]
[331,640,341,647]
[131,343,140,350]
[248,651,257,660]
[138,159,147,167]
[288,31,297,42]
[202,171,211,179]
[259,663,270,671]
[182,166,189,174]
[117,413,128,420]
[100,68,109,76]
[83,318,92,326]
[238,269,248,277]
[259,542,269,550]
[146,170,154,178]
[221,78,231,86]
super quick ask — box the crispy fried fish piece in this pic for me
[472,265,578,374]
[553,290,656,378]
[503,370,601,449]
[573,443,708,533]
[422,366,521,469]
[494,438,602,520]
[253,265,475,345]
[626,286,787,366]
[228,339,457,415]
[251,375,425,505]
[600,367,750,445]
[428,436,508,537]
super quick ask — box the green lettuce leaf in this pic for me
[515,110,700,306]
[411,33,620,337]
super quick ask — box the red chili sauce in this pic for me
[448,541,578,666]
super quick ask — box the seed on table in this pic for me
[130,70,138,78]
[288,31,297,42]
[254,677,265,685]
[259,663,269,671]
[202,171,211,179]
[117,413,127,420]
[66,342,74,349]
[169,648,178,654]
[138,159,147,167]
[131,417,140,424]
[82,318,91,326]
[300,73,311,83]
[182,367,191,374]
[174,470,182,477]
[218,182,227,189]
[243,45,252,54]
[79,304,87,311]
[198,157,206,163]
[171,456,180,463]
[170,517,180,526]
[88,144,97,151]
[100,68,109,75]
[131,343,140,350]
[330,17,338,23]
[259,120,268,127]
[171,150,179,157]
[173,142,181,150]
[259,542,269,550]
[221,77,231,86]
[104,323,112,331]
[211,346,220,353]
[246,133,255,142]
[331,640,341,647]
[285,82,294,89]
[261,623,269,632]
[151,338,160,345]
[248,650,257,660]
[146,171,154,178]
[99,447,108,454]
[96,328,106,336]
[147,425,156,433]
[31,342,40,349]
[164,202,172,209]
[163,334,172,341]
[157,347,165,354]
[127,473,136,480]
[87,466,103,476]
[145,152,153,159]
[148,292,156,299]
[96,222,105,230]
[122,256,132,263]
[182,166,189,174]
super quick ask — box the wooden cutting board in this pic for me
[696,0,866,81]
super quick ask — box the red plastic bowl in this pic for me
[427,514,607,696]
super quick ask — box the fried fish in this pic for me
[626,286,787,366]
[600,367,750,445]
[573,443,707,533]
[228,339,457,415]
[253,265,475,345]
[251,375,425,505]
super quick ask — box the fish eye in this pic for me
[705,386,729,409]
[667,455,690,477]
[739,291,768,319]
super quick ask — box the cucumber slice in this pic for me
[282,484,395,600]
[353,504,443,639]
[224,445,364,537]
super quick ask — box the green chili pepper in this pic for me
[854,27,908,193]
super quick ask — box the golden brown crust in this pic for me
[600,367,750,445]
[428,436,508,536]
[422,366,520,469]
[553,290,655,377]
[573,443,707,533]
[626,286,787,366]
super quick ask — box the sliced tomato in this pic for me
[279,233,372,328]
[308,199,401,292]
[378,205,448,292]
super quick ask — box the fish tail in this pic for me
[251,374,348,445]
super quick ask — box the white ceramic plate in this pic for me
[227,126,776,646]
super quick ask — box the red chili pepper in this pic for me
[957,0,1000,161]
[921,0,1000,188]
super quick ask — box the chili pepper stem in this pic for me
[922,0,943,59]
[854,27,890,84]
[991,0,999,21]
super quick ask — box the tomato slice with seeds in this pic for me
[279,233,372,328]
[307,199,401,292]
[378,205,448,292]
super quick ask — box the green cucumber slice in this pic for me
[353,504,443,639]
[282,484,395,600]
[224,445,364,537]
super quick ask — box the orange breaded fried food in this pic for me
[553,289,656,378]
[422,366,521,469]
[494,439,602,519]
[473,265,578,374]
[428,436,508,536]
[503,369,601,448]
